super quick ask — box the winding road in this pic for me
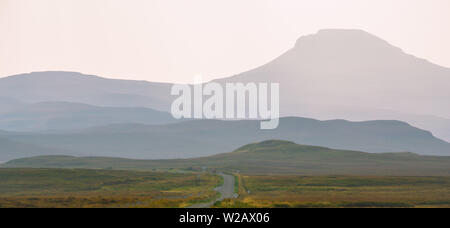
[189,173,235,208]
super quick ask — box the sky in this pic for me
[1,0,450,83]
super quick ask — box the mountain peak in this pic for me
[294,29,402,55]
[317,28,372,35]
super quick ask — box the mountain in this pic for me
[219,29,450,117]
[4,140,450,176]
[0,71,173,111]
[0,102,178,132]
[1,30,449,141]
[1,117,449,161]
[216,29,450,141]
[0,137,78,162]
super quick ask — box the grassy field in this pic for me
[216,175,450,208]
[0,168,221,208]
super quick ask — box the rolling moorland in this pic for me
[1,140,450,208]
[0,168,221,208]
[217,175,450,208]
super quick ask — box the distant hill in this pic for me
[1,30,449,141]
[1,117,449,161]
[4,140,450,176]
[0,71,173,111]
[0,102,178,132]
[0,137,79,162]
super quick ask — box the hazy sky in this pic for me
[1,0,450,83]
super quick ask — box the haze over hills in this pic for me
[0,30,449,141]
[0,71,173,111]
[217,29,450,141]
[0,102,178,132]
[1,117,449,161]
[0,137,77,162]
[3,140,450,176]
[220,29,450,116]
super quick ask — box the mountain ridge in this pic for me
[1,117,448,161]
[0,101,178,132]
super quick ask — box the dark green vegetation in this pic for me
[0,168,220,208]
[216,175,450,208]
[1,117,449,162]
[4,140,450,176]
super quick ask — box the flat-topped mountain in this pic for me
[218,29,450,141]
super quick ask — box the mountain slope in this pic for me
[0,71,173,111]
[1,117,449,161]
[217,29,450,141]
[220,29,450,117]
[4,140,450,176]
[0,102,177,132]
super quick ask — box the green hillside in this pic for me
[4,140,450,176]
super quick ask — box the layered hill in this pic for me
[0,71,173,111]
[0,30,449,141]
[1,117,449,161]
[0,137,78,162]
[4,140,450,176]
[0,102,177,132]
[217,29,450,141]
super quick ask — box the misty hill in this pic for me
[4,140,450,176]
[1,117,449,161]
[217,29,450,141]
[0,102,177,132]
[0,137,78,162]
[0,71,173,111]
[1,30,450,141]
[220,29,450,117]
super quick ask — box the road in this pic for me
[188,173,235,208]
